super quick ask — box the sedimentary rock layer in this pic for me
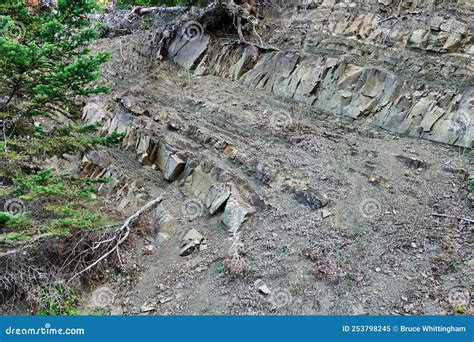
[164,1,473,147]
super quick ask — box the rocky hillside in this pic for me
[13,0,472,315]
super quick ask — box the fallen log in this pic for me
[130,5,188,16]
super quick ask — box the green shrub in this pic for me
[36,283,79,316]
[0,211,31,230]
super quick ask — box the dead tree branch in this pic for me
[130,5,188,16]
[432,213,474,224]
[67,196,163,283]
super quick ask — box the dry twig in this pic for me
[432,213,474,224]
[67,196,162,283]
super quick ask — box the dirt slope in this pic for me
[77,28,472,314]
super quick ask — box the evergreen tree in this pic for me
[0,0,119,238]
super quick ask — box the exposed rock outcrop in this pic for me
[153,0,473,148]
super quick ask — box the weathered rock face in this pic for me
[162,1,473,148]
[236,53,473,147]
[82,86,331,230]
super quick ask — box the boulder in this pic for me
[205,183,231,214]
[182,228,203,244]
[440,19,468,35]
[82,102,108,123]
[179,229,203,257]
[164,154,186,181]
[179,240,200,257]
[154,145,173,171]
[396,155,428,170]
[222,191,256,231]
[293,188,329,209]
[409,29,429,48]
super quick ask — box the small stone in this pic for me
[396,155,427,170]
[110,306,123,316]
[179,240,200,257]
[410,242,417,248]
[321,209,332,218]
[140,305,156,313]
[258,284,271,295]
[196,265,208,272]
[375,267,381,272]
[182,229,203,243]
[289,186,329,210]
[401,295,408,302]
[223,145,238,159]
[143,245,155,254]
[167,121,181,131]
[155,232,169,246]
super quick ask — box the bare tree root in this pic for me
[224,216,248,276]
[0,244,62,309]
[91,0,278,58]
[0,233,49,258]
[67,196,162,283]
[224,227,247,276]
[0,197,162,309]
